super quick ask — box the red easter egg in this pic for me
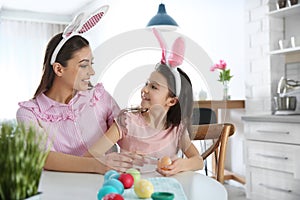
[102,193,124,200]
[118,173,134,189]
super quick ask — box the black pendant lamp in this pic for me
[146,3,178,31]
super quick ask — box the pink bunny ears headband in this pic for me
[152,28,185,97]
[50,5,109,65]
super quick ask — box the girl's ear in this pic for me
[52,63,64,77]
[167,97,178,107]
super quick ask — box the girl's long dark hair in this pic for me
[33,33,89,98]
[155,64,193,131]
[118,64,193,132]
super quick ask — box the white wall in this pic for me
[0,0,245,119]
[89,0,246,184]
[0,0,247,183]
[88,0,245,100]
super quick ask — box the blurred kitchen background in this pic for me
[1,0,300,199]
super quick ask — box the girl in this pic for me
[86,30,204,176]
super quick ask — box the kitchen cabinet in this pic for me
[268,0,300,112]
[242,115,300,200]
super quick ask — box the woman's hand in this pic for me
[94,152,146,173]
[101,152,133,172]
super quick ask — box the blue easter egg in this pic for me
[97,185,118,200]
[103,179,124,194]
[109,173,120,180]
[104,170,119,181]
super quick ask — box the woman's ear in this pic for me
[167,97,178,107]
[52,63,64,77]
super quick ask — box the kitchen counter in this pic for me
[242,114,300,199]
[241,114,300,123]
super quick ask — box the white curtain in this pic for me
[0,19,65,120]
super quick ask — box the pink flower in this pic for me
[218,60,227,70]
[210,66,216,72]
[210,59,233,83]
[210,60,227,71]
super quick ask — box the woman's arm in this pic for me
[44,151,107,174]
[17,108,127,174]
[44,122,131,174]
[85,122,121,157]
[44,151,134,174]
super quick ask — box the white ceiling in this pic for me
[0,0,98,24]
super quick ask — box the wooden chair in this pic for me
[191,123,235,184]
[192,108,217,176]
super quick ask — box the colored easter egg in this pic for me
[102,193,124,200]
[104,170,119,181]
[158,156,172,170]
[103,179,124,194]
[97,185,118,200]
[109,173,120,180]
[134,179,154,198]
[125,168,140,184]
[118,173,134,189]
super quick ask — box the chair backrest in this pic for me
[191,108,217,177]
[192,108,217,125]
[191,123,235,184]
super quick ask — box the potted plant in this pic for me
[0,121,49,200]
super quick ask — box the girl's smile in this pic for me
[140,71,175,111]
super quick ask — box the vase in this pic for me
[222,81,230,100]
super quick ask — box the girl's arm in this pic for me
[84,122,121,157]
[157,132,204,176]
[180,142,204,171]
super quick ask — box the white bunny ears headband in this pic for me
[50,5,109,65]
[152,28,185,97]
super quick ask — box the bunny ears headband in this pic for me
[50,5,109,65]
[152,28,185,97]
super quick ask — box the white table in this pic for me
[38,170,227,200]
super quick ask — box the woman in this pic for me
[16,32,135,174]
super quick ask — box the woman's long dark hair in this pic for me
[33,33,89,98]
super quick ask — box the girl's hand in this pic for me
[156,158,184,176]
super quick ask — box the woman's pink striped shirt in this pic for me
[16,83,120,156]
